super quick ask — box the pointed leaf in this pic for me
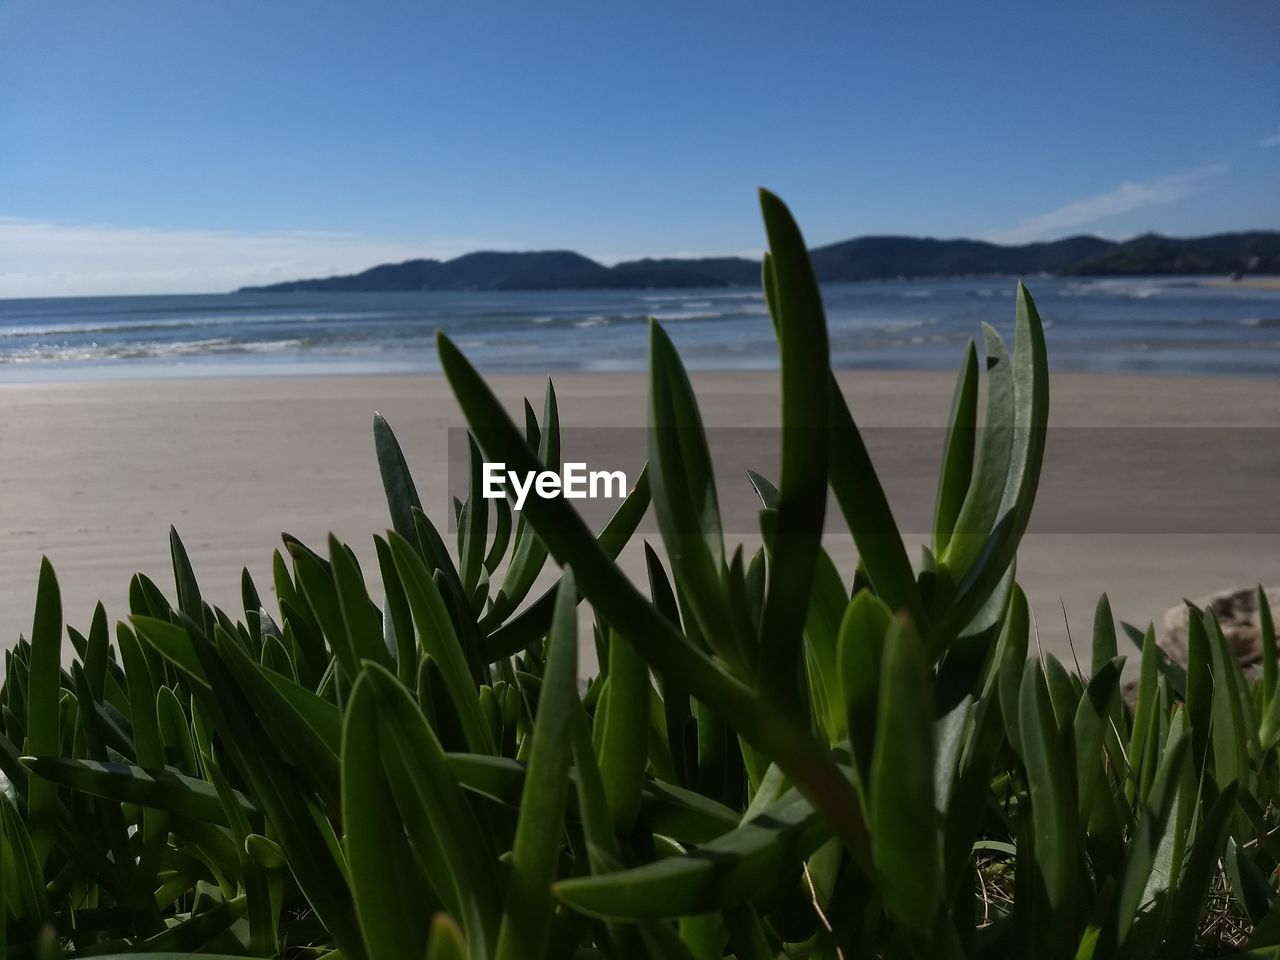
[596,622,650,833]
[1073,657,1122,823]
[870,616,942,926]
[343,666,436,960]
[388,532,495,755]
[360,662,501,951]
[1018,658,1077,948]
[648,320,732,663]
[374,412,424,544]
[827,382,926,629]
[554,773,834,919]
[933,339,979,555]
[494,568,580,960]
[756,188,830,710]
[26,557,61,850]
[21,756,256,823]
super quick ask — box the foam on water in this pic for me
[0,278,1276,379]
[649,310,723,321]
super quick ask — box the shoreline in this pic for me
[1200,276,1280,291]
[1,369,1277,670]
[3,352,1280,388]
[5,275,1277,383]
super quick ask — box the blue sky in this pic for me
[1,0,1277,295]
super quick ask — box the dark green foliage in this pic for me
[1,192,1270,959]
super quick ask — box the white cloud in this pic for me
[1262,130,1280,148]
[982,164,1228,245]
[0,219,501,298]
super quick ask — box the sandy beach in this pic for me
[1201,277,1280,291]
[1,369,1277,671]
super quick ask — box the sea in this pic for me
[0,276,1276,381]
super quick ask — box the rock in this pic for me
[1156,585,1280,668]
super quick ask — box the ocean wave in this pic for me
[649,310,723,321]
[638,291,763,304]
[0,337,310,364]
[829,317,931,333]
[4,284,1272,378]
[0,311,394,339]
[0,318,205,339]
[1057,279,1170,300]
[526,312,659,327]
[1154,316,1280,329]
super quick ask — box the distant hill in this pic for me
[806,234,1117,282]
[601,257,761,288]
[1064,232,1280,276]
[237,231,1280,293]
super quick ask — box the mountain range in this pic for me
[237,230,1280,293]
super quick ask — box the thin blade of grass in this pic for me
[388,532,496,755]
[941,285,1050,635]
[20,756,255,823]
[1018,657,1078,954]
[756,188,830,711]
[870,616,942,928]
[1164,782,1240,958]
[459,434,489,595]
[933,339,979,556]
[1091,594,1119,678]
[1111,710,1190,947]
[374,412,423,544]
[375,534,418,685]
[343,665,437,960]
[1073,657,1123,823]
[362,662,502,954]
[494,568,580,960]
[553,775,834,919]
[939,323,1013,592]
[330,535,394,672]
[595,622,651,834]
[26,557,61,860]
[1260,586,1278,731]
[648,320,733,666]
[1206,609,1252,791]
[837,591,892,795]
[827,381,926,629]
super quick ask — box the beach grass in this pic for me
[1,191,1276,958]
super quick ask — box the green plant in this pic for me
[1,190,1277,959]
